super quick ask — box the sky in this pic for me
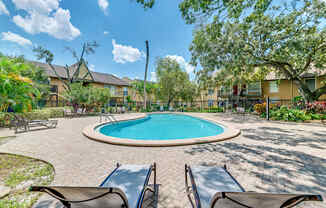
[0,0,196,81]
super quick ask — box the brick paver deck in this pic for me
[0,113,325,207]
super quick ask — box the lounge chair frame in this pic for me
[185,164,322,208]
[11,115,58,133]
[185,164,244,208]
[31,163,157,208]
[99,163,157,208]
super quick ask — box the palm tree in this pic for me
[143,40,149,109]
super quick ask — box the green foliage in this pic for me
[270,106,311,122]
[0,107,70,127]
[155,57,196,106]
[132,80,157,101]
[63,83,111,112]
[0,56,45,113]
[135,0,155,8]
[34,42,98,96]
[188,0,326,101]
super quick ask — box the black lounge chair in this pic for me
[30,163,157,208]
[185,164,323,208]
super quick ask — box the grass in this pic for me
[0,136,16,145]
[0,154,54,208]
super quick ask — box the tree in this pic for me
[134,0,155,9]
[62,83,110,112]
[33,41,98,111]
[155,57,191,107]
[0,56,42,112]
[143,40,150,109]
[33,41,98,92]
[186,0,326,102]
[132,80,157,102]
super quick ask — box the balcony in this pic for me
[217,90,232,97]
[111,90,128,97]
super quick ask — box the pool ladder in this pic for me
[99,114,117,124]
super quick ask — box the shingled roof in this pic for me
[31,61,130,86]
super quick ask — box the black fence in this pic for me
[41,98,326,113]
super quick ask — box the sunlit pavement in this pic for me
[0,113,325,208]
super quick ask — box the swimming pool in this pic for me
[97,114,224,140]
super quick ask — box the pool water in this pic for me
[98,114,224,140]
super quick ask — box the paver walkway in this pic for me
[0,113,325,208]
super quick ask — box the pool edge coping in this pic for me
[82,112,241,147]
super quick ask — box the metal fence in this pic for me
[41,98,326,113]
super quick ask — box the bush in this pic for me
[206,107,224,113]
[0,113,15,127]
[306,101,326,114]
[254,103,266,114]
[270,106,311,122]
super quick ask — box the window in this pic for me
[247,82,261,95]
[105,85,116,95]
[123,87,128,96]
[208,99,214,107]
[269,81,279,93]
[220,86,230,95]
[208,89,214,95]
[306,78,316,91]
[50,85,58,93]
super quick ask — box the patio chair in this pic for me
[30,163,157,208]
[185,164,323,208]
[11,114,58,133]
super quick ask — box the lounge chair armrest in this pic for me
[30,186,129,208]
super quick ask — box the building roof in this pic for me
[31,61,130,86]
[265,67,326,81]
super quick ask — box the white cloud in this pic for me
[98,0,109,15]
[166,55,195,74]
[112,39,143,64]
[0,0,9,15]
[12,0,59,14]
[150,71,157,82]
[103,31,109,35]
[12,0,80,40]
[1,31,32,46]
[89,64,95,71]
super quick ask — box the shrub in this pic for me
[254,103,266,114]
[306,101,326,114]
[270,106,311,121]
[208,107,224,113]
[292,96,305,110]
[0,113,15,127]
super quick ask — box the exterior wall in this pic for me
[49,78,130,102]
[49,78,66,100]
[262,80,294,100]
[263,76,326,100]
[209,76,326,101]
[317,76,326,100]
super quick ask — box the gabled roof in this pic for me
[31,61,130,86]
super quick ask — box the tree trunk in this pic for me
[143,40,149,109]
[294,78,326,102]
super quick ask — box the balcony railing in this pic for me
[111,90,128,97]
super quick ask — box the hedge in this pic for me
[0,107,71,127]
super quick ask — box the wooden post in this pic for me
[266,96,270,120]
[143,40,149,110]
